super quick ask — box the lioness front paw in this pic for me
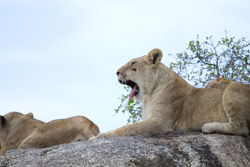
[93,131,119,139]
[88,136,97,140]
[202,122,220,134]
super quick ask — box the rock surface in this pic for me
[1,131,250,167]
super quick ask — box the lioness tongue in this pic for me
[129,85,137,99]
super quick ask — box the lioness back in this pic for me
[18,116,100,149]
[206,77,250,90]
[205,78,232,89]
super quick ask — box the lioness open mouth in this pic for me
[123,80,139,99]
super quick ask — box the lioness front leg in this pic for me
[91,118,173,139]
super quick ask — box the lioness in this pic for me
[0,112,99,155]
[91,48,250,139]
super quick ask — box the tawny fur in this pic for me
[0,112,99,155]
[91,48,250,140]
[205,78,233,89]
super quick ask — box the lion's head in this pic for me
[0,112,44,155]
[0,112,35,131]
[116,49,163,100]
[0,112,41,140]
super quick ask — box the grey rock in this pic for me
[1,131,250,167]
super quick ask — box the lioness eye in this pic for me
[130,62,136,66]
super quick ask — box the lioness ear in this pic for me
[26,113,34,118]
[145,48,163,65]
[0,116,6,126]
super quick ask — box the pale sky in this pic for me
[1,0,250,133]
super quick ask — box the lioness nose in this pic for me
[116,71,120,76]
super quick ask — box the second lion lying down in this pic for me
[0,112,99,155]
[91,48,250,139]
